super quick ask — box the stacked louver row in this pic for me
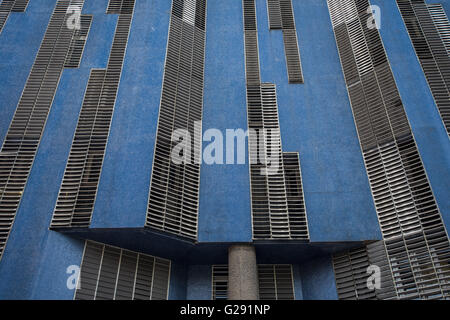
[327,0,450,299]
[75,240,171,300]
[50,0,135,228]
[212,264,295,300]
[266,0,303,83]
[146,0,207,240]
[243,0,309,240]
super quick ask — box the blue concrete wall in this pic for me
[299,254,338,300]
[186,265,212,300]
[292,264,304,300]
[198,0,253,242]
[371,0,450,235]
[169,261,188,300]
[256,0,381,241]
[91,0,171,228]
[0,0,115,299]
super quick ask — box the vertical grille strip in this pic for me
[64,14,92,68]
[50,2,135,228]
[75,240,171,300]
[327,0,450,299]
[243,0,309,241]
[266,0,303,83]
[332,242,398,300]
[396,0,450,135]
[146,0,207,240]
[0,0,84,259]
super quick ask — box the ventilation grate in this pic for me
[106,0,134,14]
[243,0,309,241]
[396,0,450,135]
[50,2,135,229]
[332,242,398,300]
[75,240,171,300]
[146,0,207,240]
[211,264,295,300]
[11,0,29,12]
[64,14,92,68]
[266,0,303,83]
[0,0,86,260]
[212,265,228,300]
[327,0,450,299]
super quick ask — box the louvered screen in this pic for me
[146,0,207,240]
[211,264,295,300]
[11,0,28,12]
[258,264,295,300]
[396,0,450,135]
[50,2,135,229]
[75,241,171,300]
[0,0,86,259]
[64,14,92,68]
[332,242,397,300]
[266,0,303,83]
[212,265,228,300]
[327,0,450,299]
[282,152,308,239]
[243,0,309,241]
[106,0,134,14]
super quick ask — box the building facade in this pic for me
[0,0,448,300]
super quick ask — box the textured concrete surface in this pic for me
[228,245,259,300]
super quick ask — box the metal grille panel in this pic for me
[211,264,295,300]
[327,0,450,299]
[244,0,309,241]
[0,0,29,34]
[64,14,92,68]
[50,2,135,228]
[332,242,397,300]
[75,240,171,300]
[266,0,303,83]
[397,0,450,135]
[106,0,134,14]
[146,0,207,240]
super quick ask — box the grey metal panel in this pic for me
[75,241,171,300]
[65,14,92,68]
[267,0,282,30]
[11,0,29,12]
[106,0,134,14]
[212,264,295,300]
[147,0,207,240]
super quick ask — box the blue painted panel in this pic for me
[186,265,212,300]
[372,0,450,234]
[292,264,303,300]
[198,0,252,242]
[255,0,381,241]
[299,254,338,300]
[91,0,171,228]
[169,261,188,300]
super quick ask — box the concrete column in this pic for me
[228,244,259,300]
